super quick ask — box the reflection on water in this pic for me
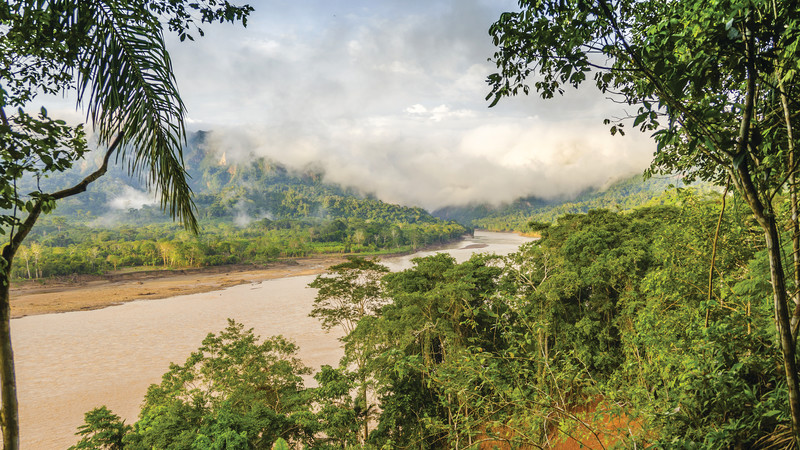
[12,231,533,448]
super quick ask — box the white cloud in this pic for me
[36,0,656,211]
[405,104,476,122]
[241,38,281,57]
[108,186,158,210]
[405,104,427,115]
[205,112,654,210]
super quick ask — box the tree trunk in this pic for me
[729,25,800,440]
[361,373,368,443]
[0,272,19,450]
[734,164,800,444]
[781,88,800,340]
[763,215,800,442]
[790,167,799,307]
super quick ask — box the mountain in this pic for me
[22,129,704,241]
[40,131,441,228]
[11,131,468,279]
[433,175,706,231]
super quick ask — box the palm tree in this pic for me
[0,1,252,447]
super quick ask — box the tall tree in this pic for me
[0,1,252,447]
[487,0,800,442]
[309,256,389,336]
[125,320,313,448]
[309,256,389,442]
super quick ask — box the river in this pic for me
[12,230,533,449]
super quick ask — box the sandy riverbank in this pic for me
[9,256,346,319]
[7,233,510,319]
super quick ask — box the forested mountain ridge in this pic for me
[43,130,433,226]
[433,175,713,231]
[41,130,688,233]
[10,131,466,280]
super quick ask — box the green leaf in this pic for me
[272,438,290,450]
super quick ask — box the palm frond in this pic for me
[76,0,197,231]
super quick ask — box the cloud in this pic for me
[35,0,656,211]
[87,185,159,228]
[206,112,654,210]
[174,0,656,210]
[167,0,527,125]
[108,185,158,210]
[405,104,475,122]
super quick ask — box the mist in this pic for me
[204,115,654,211]
[108,186,158,211]
[37,0,657,210]
[170,0,654,210]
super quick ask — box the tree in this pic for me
[71,321,316,449]
[156,240,175,267]
[69,406,131,450]
[122,320,313,448]
[310,365,360,447]
[52,216,67,233]
[487,0,800,442]
[14,246,29,280]
[0,1,253,447]
[366,253,504,447]
[309,256,389,336]
[28,242,41,279]
[106,254,120,271]
[308,256,389,442]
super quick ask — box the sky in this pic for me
[46,0,657,211]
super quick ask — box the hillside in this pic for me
[12,131,467,279]
[38,131,430,225]
[433,175,712,231]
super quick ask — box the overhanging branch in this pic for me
[6,134,122,258]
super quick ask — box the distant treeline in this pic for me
[434,175,714,231]
[11,215,466,280]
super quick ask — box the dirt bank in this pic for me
[9,257,345,319]
[8,235,479,319]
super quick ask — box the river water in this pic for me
[12,230,533,449]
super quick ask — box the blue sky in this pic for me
[48,0,656,210]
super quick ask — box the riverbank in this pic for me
[9,256,347,319]
[8,236,475,318]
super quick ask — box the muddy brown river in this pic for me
[12,231,532,448]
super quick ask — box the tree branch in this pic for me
[0,106,9,128]
[51,134,121,200]
[7,134,122,258]
[594,0,726,156]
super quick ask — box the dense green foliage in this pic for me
[10,213,464,280]
[487,0,800,440]
[359,193,785,448]
[123,320,314,449]
[78,192,793,448]
[70,407,130,450]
